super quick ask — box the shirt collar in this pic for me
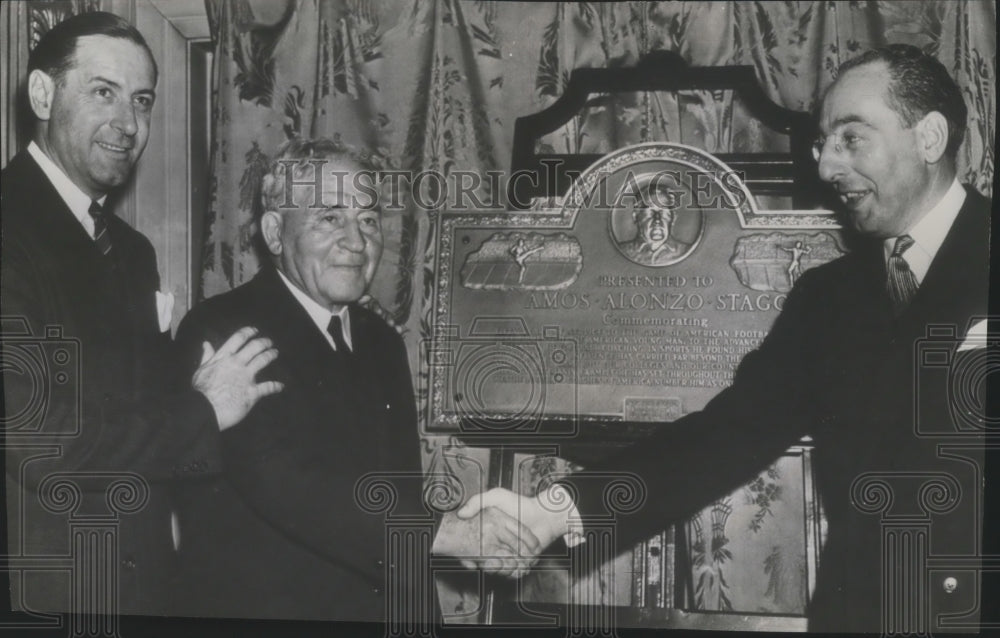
[28,141,106,237]
[275,269,352,351]
[882,178,965,284]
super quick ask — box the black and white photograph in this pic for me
[1,1,996,636]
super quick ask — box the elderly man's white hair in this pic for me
[260,137,388,213]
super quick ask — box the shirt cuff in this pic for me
[545,483,586,547]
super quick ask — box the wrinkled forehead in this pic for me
[819,62,894,129]
[71,35,157,85]
[281,157,380,210]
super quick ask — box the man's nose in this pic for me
[111,100,139,137]
[339,219,366,252]
[816,143,846,184]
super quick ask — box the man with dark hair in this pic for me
[171,137,534,622]
[27,9,158,85]
[2,11,281,615]
[460,43,990,632]
[837,44,968,161]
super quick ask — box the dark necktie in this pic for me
[88,200,113,255]
[886,235,918,315]
[326,314,351,353]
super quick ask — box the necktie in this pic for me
[88,200,113,255]
[326,315,351,353]
[886,235,918,315]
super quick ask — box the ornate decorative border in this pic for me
[428,143,841,428]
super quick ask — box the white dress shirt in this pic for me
[276,269,353,352]
[883,178,966,284]
[28,141,106,239]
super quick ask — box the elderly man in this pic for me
[461,44,990,632]
[1,12,280,615]
[171,138,535,622]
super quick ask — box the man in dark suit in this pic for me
[460,45,990,632]
[171,138,536,623]
[2,12,281,615]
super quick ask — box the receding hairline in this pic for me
[63,34,158,85]
[819,61,901,125]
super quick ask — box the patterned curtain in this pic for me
[201,0,996,469]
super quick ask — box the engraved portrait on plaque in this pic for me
[426,142,842,433]
[609,172,703,267]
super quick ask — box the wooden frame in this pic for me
[507,50,819,209]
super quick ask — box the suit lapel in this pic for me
[897,188,990,340]
[250,268,343,385]
[11,154,119,294]
[346,306,393,468]
[7,153,130,324]
[247,270,380,438]
[15,154,113,264]
[861,188,990,457]
[841,187,990,344]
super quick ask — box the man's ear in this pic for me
[27,69,55,120]
[260,211,284,257]
[916,111,949,164]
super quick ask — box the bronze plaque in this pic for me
[427,143,842,432]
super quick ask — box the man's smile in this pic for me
[96,140,133,154]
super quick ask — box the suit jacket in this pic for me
[566,187,990,632]
[171,267,425,622]
[1,151,221,614]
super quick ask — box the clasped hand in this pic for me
[433,506,541,579]
[437,487,574,578]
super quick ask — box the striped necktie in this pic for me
[88,200,113,255]
[886,235,918,315]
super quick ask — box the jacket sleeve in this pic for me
[174,309,426,578]
[2,234,222,490]
[564,269,821,549]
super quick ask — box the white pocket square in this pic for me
[155,291,175,333]
[957,319,989,352]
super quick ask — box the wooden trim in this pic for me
[508,50,818,209]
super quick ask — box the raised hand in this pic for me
[192,326,284,430]
[457,487,575,566]
[432,507,541,578]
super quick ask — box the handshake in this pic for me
[431,485,580,579]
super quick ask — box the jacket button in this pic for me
[122,557,136,569]
[943,576,958,593]
[376,559,384,567]
[372,587,381,595]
